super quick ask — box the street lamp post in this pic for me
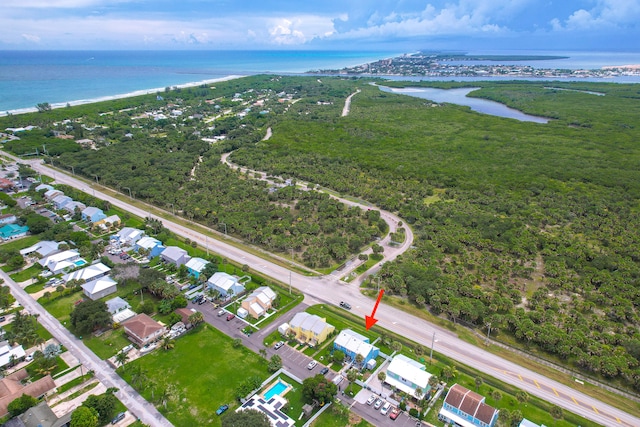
[220,222,227,236]
[93,175,99,185]
[70,165,75,175]
[123,187,133,199]
[169,203,175,215]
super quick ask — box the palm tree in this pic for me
[346,369,358,393]
[188,311,204,326]
[414,387,423,402]
[355,353,364,369]
[161,336,175,351]
[377,370,386,394]
[115,351,129,370]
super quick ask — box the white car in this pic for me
[307,360,317,370]
[25,354,34,362]
[373,399,383,410]
[380,402,391,415]
[366,394,376,405]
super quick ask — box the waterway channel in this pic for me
[378,85,549,123]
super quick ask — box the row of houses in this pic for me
[38,184,120,229]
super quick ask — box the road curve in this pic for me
[9,154,640,427]
[0,270,174,427]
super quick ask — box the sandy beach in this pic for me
[0,75,244,117]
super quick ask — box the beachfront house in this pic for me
[185,257,209,279]
[206,272,245,298]
[385,354,433,399]
[82,206,107,223]
[439,384,499,427]
[160,246,190,267]
[288,312,334,346]
[333,329,379,368]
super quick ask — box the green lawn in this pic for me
[311,405,374,427]
[40,289,84,325]
[84,328,131,360]
[118,324,269,426]
[10,264,44,282]
[0,235,40,252]
[24,282,46,294]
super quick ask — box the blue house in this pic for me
[439,384,499,427]
[134,236,165,259]
[0,224,29,241]
[82,206,107,223]
[333,329,379,368]
[206,272,245,298]
[185,257,209,279]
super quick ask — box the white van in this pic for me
[380,402,391,415]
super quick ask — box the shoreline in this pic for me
[0,75,245,117]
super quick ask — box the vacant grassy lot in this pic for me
[118,324,269,426]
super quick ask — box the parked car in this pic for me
[373,399,383,410]
[216,404,229,415]
[226,314,235,321]
[0,316,5,322]
[217,309,226,317]
[380,402,391,415]
[25,353,33,362]
[274,341,284,350]
[111,412,126,424]
[366,394,376,405]
[307,360,317,370]
[389,407,400,420]
[198,297,207,305]
[121,344,134,353]
[339,301,351,310]
[320,367,329,375]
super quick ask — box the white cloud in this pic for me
[267,15,336,45]
[551,0,640,30]
[21,33,41,43]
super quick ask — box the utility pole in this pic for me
[289,271,292,295]
[429,331,436,364]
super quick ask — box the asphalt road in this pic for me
[0,270,173,427]
[10,154,640,427]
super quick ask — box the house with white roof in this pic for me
[0,341,25,369]
[160,246,190,267]
[206,272,245,298]
[115,227,144,246]
[44,189,63,201]
[240,286,276,319]
[63,201,86,213]
[134,236,165,258]
[82,276,118,300]
[95,214,121,230]
[106,296,136,323]
[35,184,54,193]
[288,312,334,346]
[62,262,110,284]
[82,206,107,223]
[20,240,60,258]
[333,329,379,368]
[385,354,433,398]
[51,195,72,210]
[185,257,209,279]
[0,214,17,226]
[39,249,81,274]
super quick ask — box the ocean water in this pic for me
[0,49,638,114]
[0,50,399,113]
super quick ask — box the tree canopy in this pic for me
[70,299,111,335]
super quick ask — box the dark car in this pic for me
[216,404,229,415]
[198,297,207,305]
[339,301,351,310]
[111,412,126,424]
[320,367,329,375]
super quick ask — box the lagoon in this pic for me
[379,86,549,123]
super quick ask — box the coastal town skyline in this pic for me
[1,0,639,51]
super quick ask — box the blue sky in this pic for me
[2,0,639,51]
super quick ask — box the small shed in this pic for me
[366,359,377,370]
[237,307,249,319]
[302,403,314,417]
[278,322,290,336]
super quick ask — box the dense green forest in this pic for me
[2,75,640,391]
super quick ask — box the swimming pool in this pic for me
[263,380,288,400]
[74,259,87,267]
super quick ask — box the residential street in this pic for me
[0,269,173,427]
[5,153,640,427]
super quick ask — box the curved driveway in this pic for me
[0,270,173,427]
[9,154,640,427]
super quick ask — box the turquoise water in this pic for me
[0,50,399,112]
[264,380,287,400]
[74,259,87,267]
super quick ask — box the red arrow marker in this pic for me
[365,289,385,330]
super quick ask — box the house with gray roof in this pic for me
[82,276,117,300]
[160,246,190,267]
[81,206,107,223]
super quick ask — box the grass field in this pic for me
[118,324,269,426]
[10,264,43,282]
